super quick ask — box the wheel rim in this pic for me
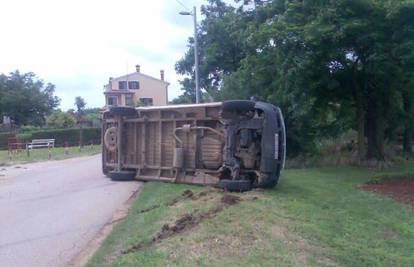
[104,127,118,152]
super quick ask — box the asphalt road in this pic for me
[0,154,140,267]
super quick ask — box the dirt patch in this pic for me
[137,189,199,214]
[136,189,220,214]
[182,189,194,198]
[220,194,241,205]
[198,191,209,197]
[359,177,414,206]
[138,204,161,213]
[122,194,242,254]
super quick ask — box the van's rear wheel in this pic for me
[222,100,255,113]
[109,170,136,181]
[218,179,252,192]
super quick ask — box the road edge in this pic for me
[68,183,143,267]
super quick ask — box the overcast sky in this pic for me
[0,0,208,110]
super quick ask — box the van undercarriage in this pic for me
[102,100,285,191]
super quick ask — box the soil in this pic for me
[122,193,242,254]
[220,194,241,205]
[359,177,414,206]
[137,189,199,214]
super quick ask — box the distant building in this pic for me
[104,65,169,107]
[3,116,11,125]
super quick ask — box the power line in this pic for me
[175,0,190,11]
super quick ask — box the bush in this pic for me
[0,132,16,149]
[19,125,43,133]
[30,128,101,147]
[16,133,32,142]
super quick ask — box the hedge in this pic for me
[0,132,16,150]
[31,128,101,147]
[0,128,101,149]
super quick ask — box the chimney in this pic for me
[160,70,165,81]
[135,64,140,73]
[108,77,113,89]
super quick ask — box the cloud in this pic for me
[0,0,208,110]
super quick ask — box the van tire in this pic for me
[109,106,137,117]
[109,170,136,181]
[222,100,255,113]
[218,179,252,192]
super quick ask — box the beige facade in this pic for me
[104,65,169,107]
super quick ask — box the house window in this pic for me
[125,95,134,106]
[107,96,118,106]
[140,98,153,106]
[118,81,127,90]
[128,81,140,89]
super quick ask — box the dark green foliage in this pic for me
[0,71,60,126]
[0,132,16,150]
[82,108,102,128]
[175,0,414,159]
[29,128,101,147]
[74,96,86,114]
[46,110,77,128]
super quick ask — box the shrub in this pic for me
[30,128,101,147]
[0,132,16,149]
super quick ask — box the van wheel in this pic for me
[109,106,137,117]
[257,172,279,188]
[109,170,136,181]
[222,100,255,113]
[104,127,118,152]
[218,179,252,192]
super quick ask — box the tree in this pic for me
[0,71,60,126]
[175,0,414,160]
[74,96,87,148]
[74,96,86,115]
[46,110,76,128]
[175,0,248,101]
[83,108,102,127]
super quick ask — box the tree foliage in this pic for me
[46,110,76,128]
[74,96,86,115]
[0,71,60,126]
[175,0,414,159]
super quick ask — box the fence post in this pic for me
[64,141,69,155]
[48,144,51,160]
[26,144,30,157]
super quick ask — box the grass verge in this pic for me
[0,145,101,165]
[87,162,414,267]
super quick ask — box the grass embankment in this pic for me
[88,163,414,267]
[0,145,101,165]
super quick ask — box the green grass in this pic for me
[87,163,414,267]
[0,145,101,165]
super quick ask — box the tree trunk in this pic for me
[366,99,385,160]
[402,89,413,154]
[79,124,84,149]
[403,126,412,154]
[356,92,365,161]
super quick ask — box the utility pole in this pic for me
[179,6,200,103]
[193,6,200,103]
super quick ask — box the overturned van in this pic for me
[102,100,286,191]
